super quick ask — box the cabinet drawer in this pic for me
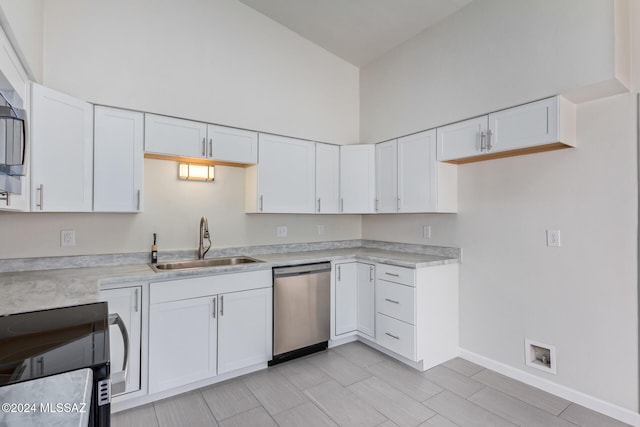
[376,280,414,325]
[376,263,415,286]
[376,313,415,361]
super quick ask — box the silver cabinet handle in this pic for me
[340,198,344,212]
[0,192,9,206]
[137,190,142,211]
[202,137,206,156]
[397,198,400,212]
[209,138,213,158]
[385,332,400,340]
[317,198,321,213]
[37,184,44,210]
[480,132,486,152]
[486,129,493,151]
[37,357,44,375]
[385,298,400,304]
[375,198,379,212]
[220,295,224,316]
[369,266,373,281]
[212,297,216,318]
[259,195,264,212]
[108,313,130,395]
[337,265,341,281]
[134,288,139,313]
[384,272,400,277]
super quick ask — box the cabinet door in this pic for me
[144,113,208,159]
[30,83,93,212]
[375,140,398,213]
[436,116,487,162]
[148,296,217,393]
[357,263,375,338]
[315,143,340,213]
[257,134,315,213]
[99,286,142,396]
[488,97,558,153]
[398,130,437,213]
[218,288,272,375]
[94,106,144,212]
[335,263,357,335]
[208,124,257,164]
[340,145,375,213]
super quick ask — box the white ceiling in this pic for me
[237,0,473,67]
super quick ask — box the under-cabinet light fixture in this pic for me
[178,163,215,181]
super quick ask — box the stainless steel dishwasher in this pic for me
[270,262,331,365]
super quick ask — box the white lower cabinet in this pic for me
[217,288,272,375]
[149,296,217,393]
[99,285,142,397]
[374,263,459,371]
[356,263,375,338]
[335,262,357,336]
[334,261,375,338]
[148,270,271,394]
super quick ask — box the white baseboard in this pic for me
[459,348,640,427]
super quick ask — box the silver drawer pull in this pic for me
[384,298,399,304]
[384,272,400,277]
[385,332,400,340]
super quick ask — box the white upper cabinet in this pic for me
[315,143,340,213]
[94,106,144,212]
[207,124,257,165]
[375,140,398,213]
[145,114,258,165]
[144,114,208,159]
[30,83,93,212]
[398,129,457,213]
[436,116,488,162]
[437,96,575,164]
[340,144,375,213]
[246,134,316,213]
[374,130,456,213]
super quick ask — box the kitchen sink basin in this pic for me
[150,256,263,271]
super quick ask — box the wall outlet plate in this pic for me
[546,229,561,247]
[61,229,75,247]
[276,225,288,238]
[317,225,325,235]
[423,225,431,239]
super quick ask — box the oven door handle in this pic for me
[108,313,129,396]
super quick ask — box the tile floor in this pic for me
[112,342,631,427]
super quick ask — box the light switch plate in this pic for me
[317,225,325,235]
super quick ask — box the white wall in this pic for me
[361,0,638,414]
[0,0,362,258]
[360,0,624,144]
[0,0,43,82]
[41,0,359,145]
[0,159,361,258]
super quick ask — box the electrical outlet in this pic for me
[423,225,431,239]
[276,225,288,238]
[317,225,325,235]
[61,229,75,247]
[546,229,561,247]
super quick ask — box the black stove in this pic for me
[0,302,111,426]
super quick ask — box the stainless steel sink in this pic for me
[150,256,263,271]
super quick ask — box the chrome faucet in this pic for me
[198,216,212,259]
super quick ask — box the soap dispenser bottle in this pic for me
[151,233,158,264]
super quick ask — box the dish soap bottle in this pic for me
[151,233,158,264]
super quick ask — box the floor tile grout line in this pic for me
[196,388,220,424]
[470,372,573,417]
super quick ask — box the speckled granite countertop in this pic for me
[0,240,460,316]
